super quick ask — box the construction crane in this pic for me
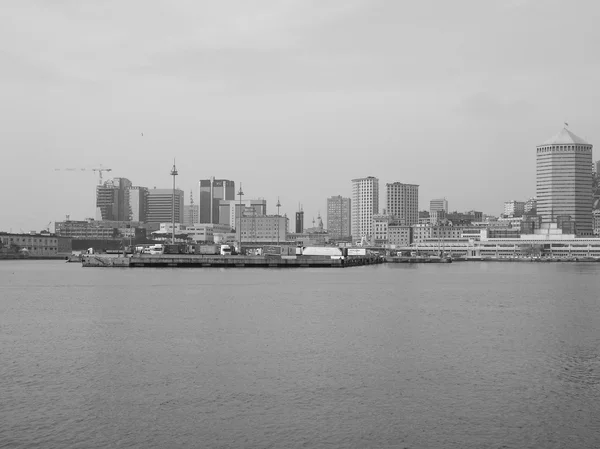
[54,165,113,185]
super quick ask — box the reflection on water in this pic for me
[1,261,600,448]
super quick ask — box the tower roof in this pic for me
[539,127,590,146]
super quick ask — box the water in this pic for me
[1,261,600,448]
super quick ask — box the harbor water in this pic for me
[1,261,600,448]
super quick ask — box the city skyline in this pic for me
[2,1,600,231]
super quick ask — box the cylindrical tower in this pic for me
[536,127,593,235]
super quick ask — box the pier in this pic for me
[82,254,383,268]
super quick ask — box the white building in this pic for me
[351,176,379,242]
[503,200,525,217]
[429,198,448,215]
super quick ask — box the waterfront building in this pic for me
[387,182,419,226]
[388,224,412,247]
[219,199,267,230]
[127,186,148,222]
[536,127,593,235]
[411,224,431,244]
[146,188,184,225]
[372,214,392,245]
[351,176,379,242]
[504,200,525,217]
[327,196,351,238]
[55,219,119,239]
[0,232,72,257]
[236,215,288,243]
[96,177,133,222]
[198,178,235,224]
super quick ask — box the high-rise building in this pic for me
[146,188,184,224]
[536,127,593,235]
[198,178,235,224]
[95,177,132,221]
[351,176,379,242]
[127,186,148,222]
[386,182,419,226]
[327,196,351,238]
[295,207,304,233]
[218,199,267,231]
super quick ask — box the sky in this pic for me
[1,0,599,232]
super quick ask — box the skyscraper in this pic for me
[146,188,184,224]
[536,127,593,235]
[327,195,351,238]
[386,182,419,226]
[198,178,235,224]
[295,207,304,233]
[95,177,132,221]
[351,176,379,242]
[127,186,148,222]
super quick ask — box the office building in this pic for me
[183,205,199,226]
[295,207,304,233]
[429,198,448,215]
[236,215,288,243]
[219,199,267,230]
[198,178,235,224]
[95,177,132,221]
[0,232,72,257]
[146,188,184,224]
[386,182,419,226]
[351,176,379,242]
[327,196,351,238]
[536,127,593,235]
[127,186,148,222]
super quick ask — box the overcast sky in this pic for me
[1,0,599,231]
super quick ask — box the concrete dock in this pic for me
[82,254,383,268]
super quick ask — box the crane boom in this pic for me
[54,166,113,185]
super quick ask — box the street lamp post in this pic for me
[170,160,178,245]
[276,196,281,246]
[238,183,244,255]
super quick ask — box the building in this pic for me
[127,186,148,222]
[0,232,72,257]
[295,208,304,233]
[236,215,288,243]
[327,196,351,238]
[388,224,412,247]
[96,177,133,221]
[146,188,184,225]
[429,198,448,216]
[372,214,392,245]
[198,178,235,224]
[504,200,525,217]
[219,199,267,230]
[446,211,483,226]
[536,127,593,235]
[411,224,431,244]
[524,197,537,214]
[183,205,199,226]
[387,182,419,226]
[351,176,379,242]
[55,219,119,239]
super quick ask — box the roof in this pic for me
[539,127,590,146]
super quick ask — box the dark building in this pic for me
[199,178,235,224]
[95,177,132,221]
[295,210,304,233]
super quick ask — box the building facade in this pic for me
[536,127,593,235]
[219,199,267,230]
[387,182,419,226]
[127,186,148,222]
[504,200,525,217]
[327,195,351,238]
[295,209,304,233]
[388,225,412,246]
[429,198,448,215]
[351,176,379,242]
[183,205,199,226]
[0,232,72,256]
[236,215,288,243]
[198,178,235,224]
[146,188,184,224]
[95,177,133,221]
